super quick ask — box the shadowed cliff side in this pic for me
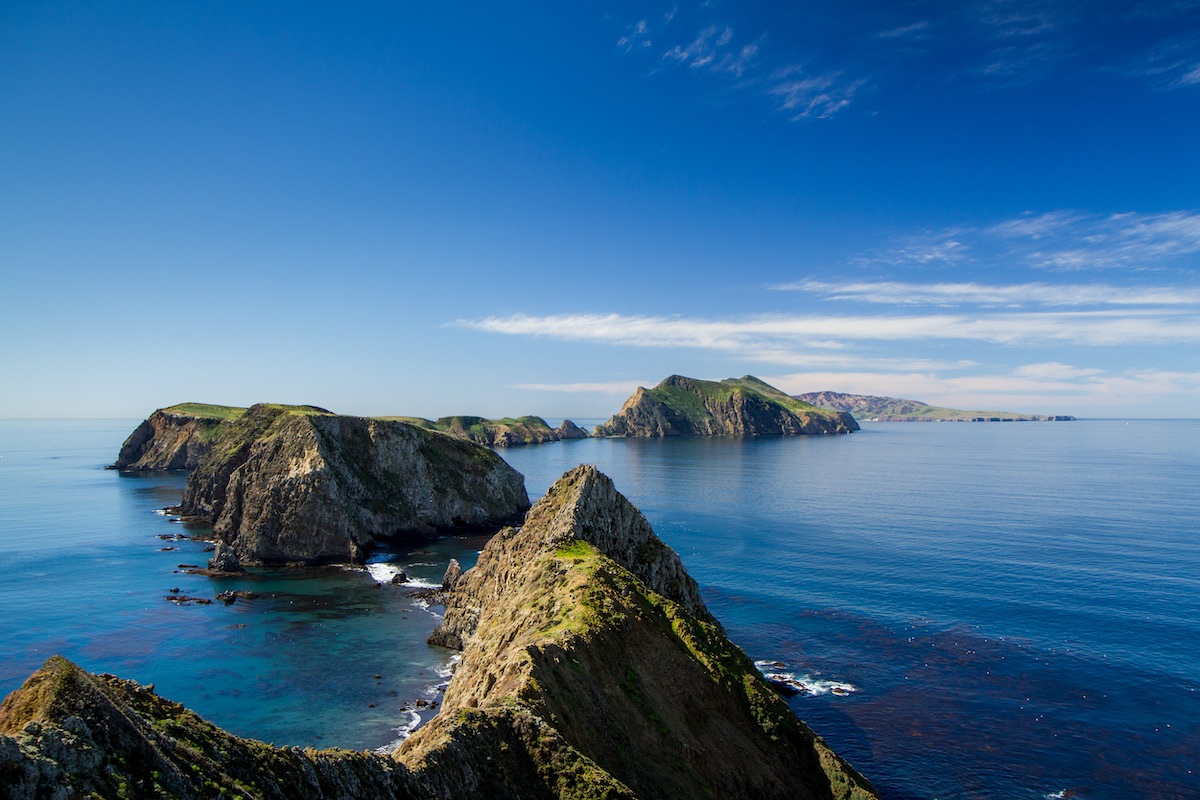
[411,465,876,800]
[595,376,859,437]
[178,404,530,567]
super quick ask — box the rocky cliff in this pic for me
[110,404,246,471]
[389,415,590,447]
[0,466,878,800]
[594,375,859,437]
[178,404,530,567]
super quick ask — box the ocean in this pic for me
[1,418,1197,799]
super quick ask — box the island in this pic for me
[0,466,877,800]
[793,391,1076,422]
[118,403,530,568]
[112,404,589,474]
[593,375,859,437]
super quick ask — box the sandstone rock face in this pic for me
[179,404,530,566]
[111,406,241,470]
[412,465,877,800]
[0,466,877,800]
[595,375,859,438]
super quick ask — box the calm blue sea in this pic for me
[2,419,1198,799]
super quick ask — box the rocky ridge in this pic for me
[178,404,530,567]
[0,466,878,800]
[594,375,859,437]
[794,390,1076,422]
[410,465,876,800]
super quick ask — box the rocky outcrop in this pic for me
[793,390,1076,422]
[178,404,530,566]
[553,419,589,440]
[395,415,590,447]
[0,466,876,800]
[412,465,876,800]
[110,404,245,471]
[595,375,859,437]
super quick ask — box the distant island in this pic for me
[793,391,1076,422]
[595,375,859,437]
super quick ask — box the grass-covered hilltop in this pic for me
[594,375,859,437]
[794,391,1076,422]
[0,466,877,800]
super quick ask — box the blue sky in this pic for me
[3,1,1199,419]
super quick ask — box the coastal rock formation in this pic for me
[111,404,246,471]
[793,391,1076,422]
[179,404,530,566]
[594,375,859,438]
[391,415,590,447]
[411,465,876,800]
[0,466,877,799]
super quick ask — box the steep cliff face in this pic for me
[111,404,245,470]
[391,415,590,447]
[595,375,859,438]
[412,465,876,800]
[179,404,530,566]
[0,466,877,800]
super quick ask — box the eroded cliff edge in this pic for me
[0,466,877,800]
[179,404,530,567]
[111,404,247,471]
[594,375,859,437]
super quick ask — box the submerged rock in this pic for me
[594,375,859,438]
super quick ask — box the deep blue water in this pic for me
[2,419,1198,799]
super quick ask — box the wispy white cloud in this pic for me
[774,279,1200,308]
[1121,32,1200,90]
[617,19,653,53]
[459,308,1200,358]
[769,68,865,120]
[854,210,1200,272]
[876,21,931,40]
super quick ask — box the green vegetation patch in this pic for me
[162,403,247,421]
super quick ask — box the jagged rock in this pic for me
[441,559,463,592]
[553,419,589,440]
[594,375,859,438]
[391,571,409,585]
[207,547,244,573]
[179,404,530,566]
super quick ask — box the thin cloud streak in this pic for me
[460,309,1200,353]
[775,280,1200,308]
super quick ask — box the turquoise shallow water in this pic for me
[2,419,1198,798]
